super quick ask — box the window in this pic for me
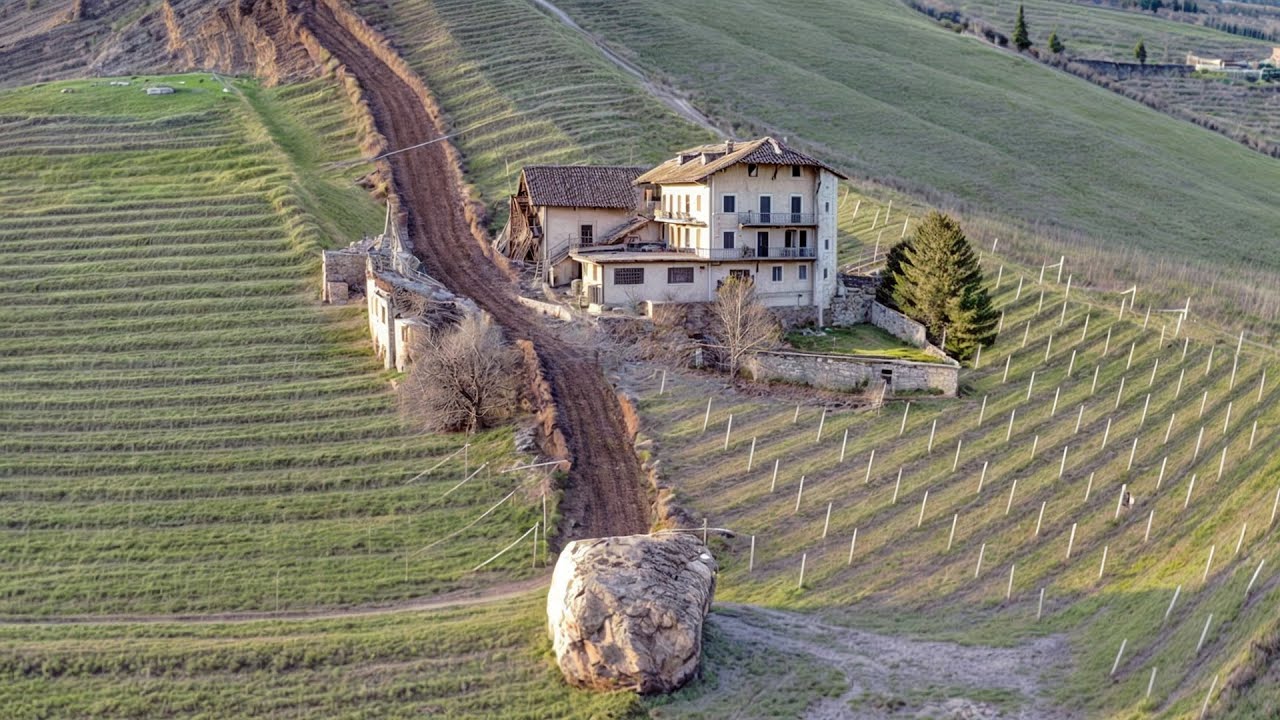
[799,265,808,281]
[771,266,783,282]
[695,195,702,212]
[722,231,735,250]
[747,163,758,177]
[722,194,736,213]
[580,224,593,245]
[824,238,829,250]
[756,231,769,258]
[798,230,808,248]
[684,195,690,214]
[614,267,644,285]
[730,269,751,281]
[667,267,694,284]
[791,166,801,177]
[784,230,795,248]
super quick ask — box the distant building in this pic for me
[145,86,175,95]
[1271,47,1280,66]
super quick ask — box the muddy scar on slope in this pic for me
[653,604,1078,720]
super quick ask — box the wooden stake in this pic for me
[659,370,667,395]
[865,450,875,484]
[1201,675,1220,719]
[838,430,847,463]
[1101,417,1111,450]
[998,310,1005,334]
[1182,336,1189,361]
[1015,275,1023,300]
[848,529,858,565]
[1245,559,1265,598]
[1127,341,1135,370]
[1184,474,1196,509]
[1068,349,1076,378]
[1066,522,1077,559]
[749,535,755,571]
[974,344,982,369]
[1037,587,1045,620]
[892,468,902,504]
[974,542,986,578]
[1147,667,1158,699]
[1223,401,1232,434]
[1193,425,1204,461]
[978,395,987,427]
[815,407,825,442]
[1081,312,1090,342]
[1035,501,1046,537]
[1203,544,1215,583]
[770,459,779,492]
[1217,446,1227,482]
[1249,420,1257,450]
[1162,585,1181,625]
[1230,353,1239,390]
[1195,613,1213,653]
[702,397,712,432]
[1127,437,1138,471]
[1085,472,1094,502]
[928,418,937,453]
[1099,545,1108,579]
[1091,365,1100,396]
[1157,456,1167,490]
[900,402,910,435]
[1110,638,1127,676]
[995,264,1003,288]
[1259,369,1267,403]
[1059,445,1068,479]
[1143,306,1151,329]
[1052,387,1060,416]
[1144,509,1154,543]
[1235,522,1247,556]
[1022,320,1030,348]
[1026,370,1036,400]
[1006,478,1018,515]
[1149,358,1159,387]
[1176,368,1185,399]
[793,403,800,424]
[1205,345,1214,376]
[1007,409,1016,442]
[748,436,756,471]
[798,552,807,588]
[1165,412,1176,445]
[1059,299,1067,327]
[918,490,929,527]
[1115,483,1127,520]
[1030,434,1039,461]
[1115,375,1126,410]
[794,475,805,513]
[1002,355,1011,383]
[1199,390,1208,419]
[822,502,832,539]
[952,440,962,472]
[1103,327,1111,357]
[1007,563,1015,599]
[1140,393,1150,427]
[724,413,734,450]
[1037,289,1044,314]
[1076,404,1085,434]
[947,513,958,551]
[978,461,988,494]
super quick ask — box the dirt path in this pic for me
[709,604,1078,720]
[0,577,552,626]
[299,1,649,541]
[525,0,720,135]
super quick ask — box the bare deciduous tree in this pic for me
[713,276,781,381]
[400,312,518,434]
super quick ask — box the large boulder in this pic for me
[547,533,717,694]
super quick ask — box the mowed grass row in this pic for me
[0,595,641,720]
[637,253,1280,716]
[0,76,547,616]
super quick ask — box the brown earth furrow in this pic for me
[298,0,648,541]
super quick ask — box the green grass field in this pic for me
[634,250,1280,716]
[0,74,550,618]
[785,325,942,364]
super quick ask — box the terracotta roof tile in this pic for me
[521,165,647,209]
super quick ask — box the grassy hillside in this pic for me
[0,74,547,616]
[548,0,1280,276]
[634,251,1280,716]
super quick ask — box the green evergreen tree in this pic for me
[1048,30,1064,54]
[1013,5,1032,51]
[1134,38,1148,65]
[889,212,997,360]
[876,239,913,308]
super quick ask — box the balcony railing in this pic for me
[737,211,816,227]
[569,240,815,260]
[755,246,816,259]
[654,209,704,225]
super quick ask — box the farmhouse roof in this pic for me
[635,136,848,184]
[521,165,647,209]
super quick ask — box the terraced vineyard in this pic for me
[0,75,545,617]
[636,253,1280,716]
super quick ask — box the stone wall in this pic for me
[829,278,877,326]
[744,349,958,397]
[321,249,367,303]
[870,301,927,347]
[646,300,817,334]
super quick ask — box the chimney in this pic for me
[726,139,735,152]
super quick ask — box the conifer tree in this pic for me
[876,238,913,309]
[889,212,997,360]
[1134,38,1148,65]
[1048,30,1064,54]
[1013,5,1032,51]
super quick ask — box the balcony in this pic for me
[654,209,705,226]
[737,211,817,227]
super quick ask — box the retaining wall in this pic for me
[745,350,958,397]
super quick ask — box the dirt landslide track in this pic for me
[301,2,649,541]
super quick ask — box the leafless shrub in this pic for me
[713,277,782,380]
[400,312,519,434]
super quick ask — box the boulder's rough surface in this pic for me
[547,533,717,694]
